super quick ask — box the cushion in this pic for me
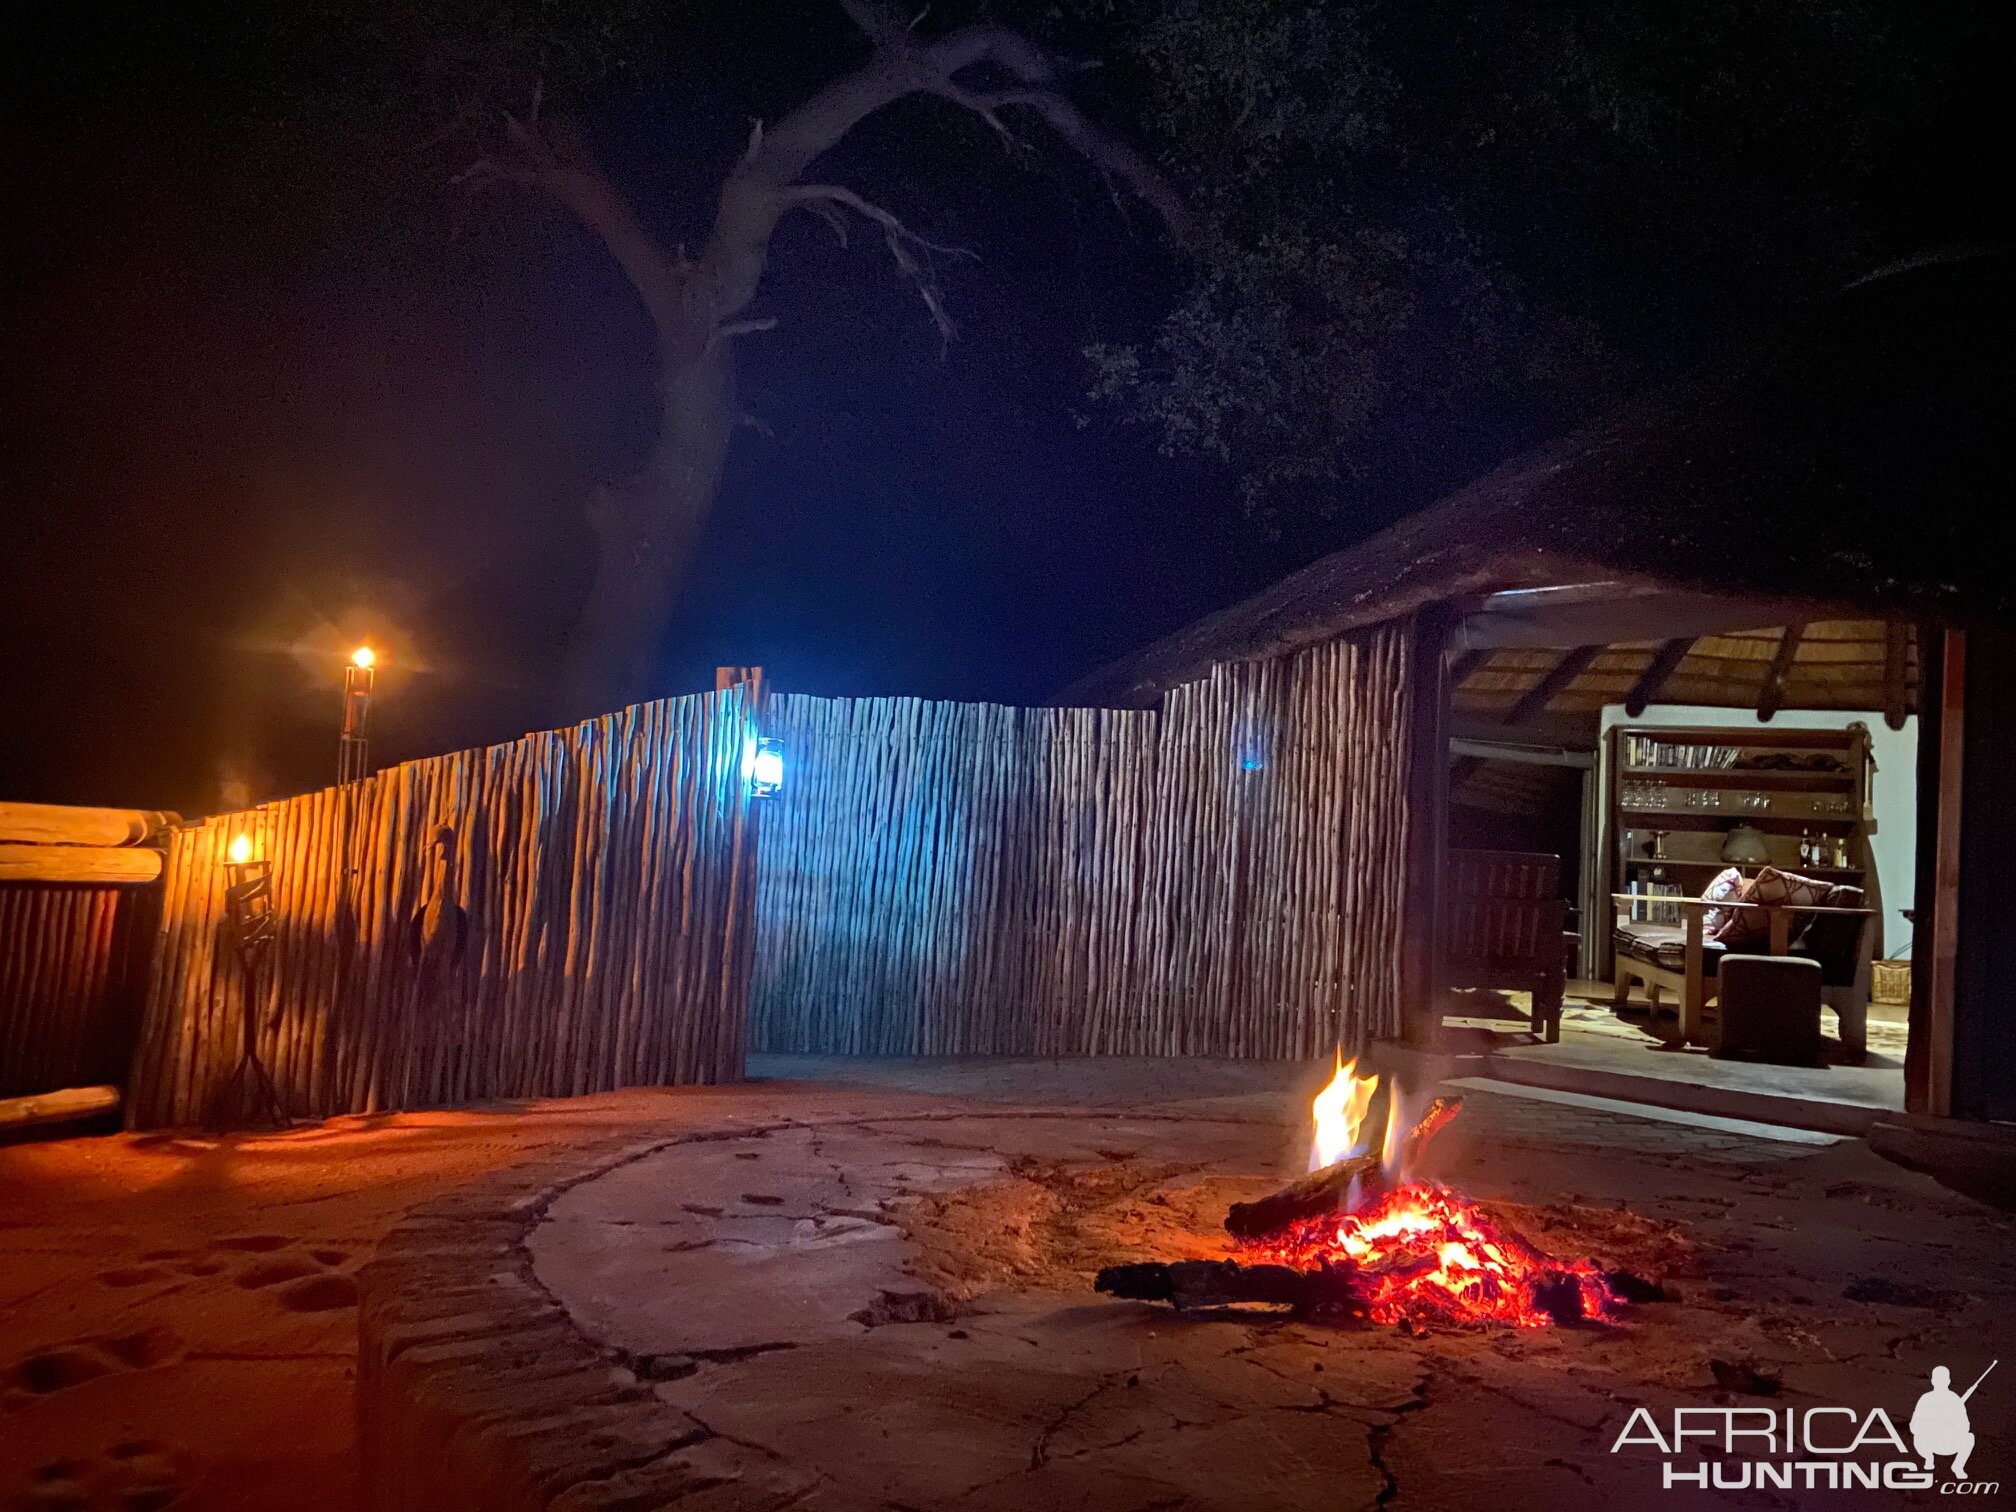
[1699,866,1746,935]
[1614,923,1726,976]
[1713,866,1828,947]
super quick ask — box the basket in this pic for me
[1872,959,1911,1006]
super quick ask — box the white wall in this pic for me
[1598,704,1917,956]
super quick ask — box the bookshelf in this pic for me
[1606,723,1872,929]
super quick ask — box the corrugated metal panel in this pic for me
[0,881,158,1098]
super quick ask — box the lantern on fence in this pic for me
[749,737,785,799]
[214,826,285,1129]
[221,830,275,962]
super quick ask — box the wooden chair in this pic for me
[1443,850,1568,1042]
[1611,895,1876,1052]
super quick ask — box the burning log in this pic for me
[1224,1094,1462,1242]
[1223,1152,1382,1242]
[1398,1094,1461,1166]
[1094,1254,1604,1327]
[1098,1260,1321,1309]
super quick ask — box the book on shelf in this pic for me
[1622,734,1738,771]
[1624,877,1685,925]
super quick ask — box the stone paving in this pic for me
[362,1059,2016,1510]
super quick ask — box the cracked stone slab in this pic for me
[357,1080,2016,1511]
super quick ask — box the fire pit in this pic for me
[1098,1055,1654,1328]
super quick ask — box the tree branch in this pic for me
[700,11,1192,329]
[783,184,974,343]
[457,110,694,345]
[462,10,1190,383]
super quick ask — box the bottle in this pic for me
[1798,829,1814,867]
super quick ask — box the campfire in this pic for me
[1099,1054,1648,1329]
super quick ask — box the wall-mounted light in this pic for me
[750,737,785,799]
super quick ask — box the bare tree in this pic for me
[460,0,1188,722]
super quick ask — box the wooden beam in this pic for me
[1926,629,1966,1118]
[1447,648,1487,687]
[1757,622,1805,721]
[1624,638,1696,717]
[1504,645,1600,726]
[1400,607,1454,1043]
[0,844,162,884]
[0,802,176,848]
[1884,621,1912,731]
[0,1085,121,1131]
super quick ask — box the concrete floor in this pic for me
[6,1057,2011,1511]
[1442,988,1907,1123]
[519,1059,2009,1508]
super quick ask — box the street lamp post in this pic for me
[339,645,376,785]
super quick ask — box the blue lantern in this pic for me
[750,737,785,798]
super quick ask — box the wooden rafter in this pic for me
[1884,621,1912,731]
[1757,622,1806,721]
[1624,638,1696,717]
[1448,648,1487,687]
[1504,645,1600,726]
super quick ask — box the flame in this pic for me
[1379,1088,1407,1175]
[351,645,376,670]
[1309,1051,1380,1171]
[227,833,253,866]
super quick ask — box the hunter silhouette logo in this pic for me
[1912,1361,1993,1481]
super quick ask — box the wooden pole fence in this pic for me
[125,684,762,1127]
[750,617,1422,1060]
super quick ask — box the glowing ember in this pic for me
[1242,1180,1622,1328]
[1308,1050,1380,1171]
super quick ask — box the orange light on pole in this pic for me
[340,645,378,785]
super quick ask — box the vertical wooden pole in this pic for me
[1398,609,1453,1044]
[1915,628,1964,1118]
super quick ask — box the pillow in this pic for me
[1713,866,1828,947]
[1699,867,1746,935]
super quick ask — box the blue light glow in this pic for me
[751,737,785,798]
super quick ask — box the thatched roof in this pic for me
[1062,248,2010,710]
[1452,618,1914,734]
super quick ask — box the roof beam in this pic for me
[1757,622,1806,721]
[1624,638,1696,717]
[1504,645,1601,726]
[1447,648,1487,687]
[1884,621,1912,731]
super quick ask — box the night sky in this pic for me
[3,1,2006,817]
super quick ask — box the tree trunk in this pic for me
[548,338,735,725]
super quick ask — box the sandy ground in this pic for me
[0,1084,807,1512]
[1,1062,1306,1511]
[5,1056,2014,1510]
